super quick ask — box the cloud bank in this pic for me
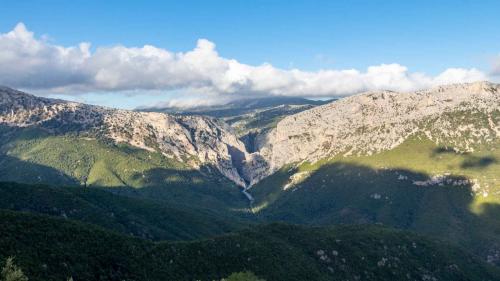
[0,23,492,104]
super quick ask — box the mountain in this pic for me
[142,81,500,186]
[0,86,261,187]
[0,86,275,213]
[1,82,500,269]
[1,81,498,196]
[1,210,498,281]
[246,82,500,263]
[142,96,333,153]
[142,96,329,118]
[255,81,499,179]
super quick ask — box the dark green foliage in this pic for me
[2,99,500,280]
[0,126,251,215]
[0,181,245,241]
[251,137,500,264]
[0,210,498,281]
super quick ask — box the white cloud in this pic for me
[0,23,492,103]
[433,68,487,85]
[0,23,91,89]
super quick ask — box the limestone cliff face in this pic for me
[1,82,499,188]
[0,86,255,187]
[256,82,500,179]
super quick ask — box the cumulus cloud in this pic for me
[0,23,491,103]
[0,23,91,89]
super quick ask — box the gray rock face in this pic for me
[256,81,500,180]
[0,87,257,187]
[1,82,499,188]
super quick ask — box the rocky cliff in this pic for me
[1,82,499,188]
[256,81,500,181]
[0,86,261,187]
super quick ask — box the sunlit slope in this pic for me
[0,127,250,213]
[255,82,499,184]
[251,136,500,263]
[1,210,498,281]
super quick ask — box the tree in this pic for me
[1,257,28,281]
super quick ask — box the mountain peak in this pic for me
[1,82,498,188]
[256,81,500,178]
[0,87,255,187]
[421,81,499,95]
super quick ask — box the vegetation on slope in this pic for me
[224,104,316,137]
[0,182,246,241]
[250,136,500,263]
[1,210,498,281]
[0,126,250,215]
[144,96,332,144]
[1,88,499,278]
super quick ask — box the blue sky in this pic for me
[1,0,500,108]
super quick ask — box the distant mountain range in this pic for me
[4,83,497,188]
[141,96,334,152]
[140,96,331,117]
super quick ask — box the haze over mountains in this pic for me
[1,81,499,280]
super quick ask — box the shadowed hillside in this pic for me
[0,210,498,281]
[250,137,500,264]
[0,182,247,241]
[0,126,251,215]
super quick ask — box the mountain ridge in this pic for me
[0,86,258,187]
[1,82,499,189]
[253,81,499,185]
[2,82,500,269]
[139,96,330,116]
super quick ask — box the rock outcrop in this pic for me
[0,86,261,187]
[1,82,499,188]
[256,81,500,180]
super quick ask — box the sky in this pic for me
[1,0,500,109]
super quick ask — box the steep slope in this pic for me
[242,82,500,263]
[2,83,498,188]
[257,81,499,179]
[0,182,245,241]
[0,86,259,187]
[143,96,332,155]
[251,136,500,263]
[1,210,498,281]
[225,103,318,137]
[0,126,253,213]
